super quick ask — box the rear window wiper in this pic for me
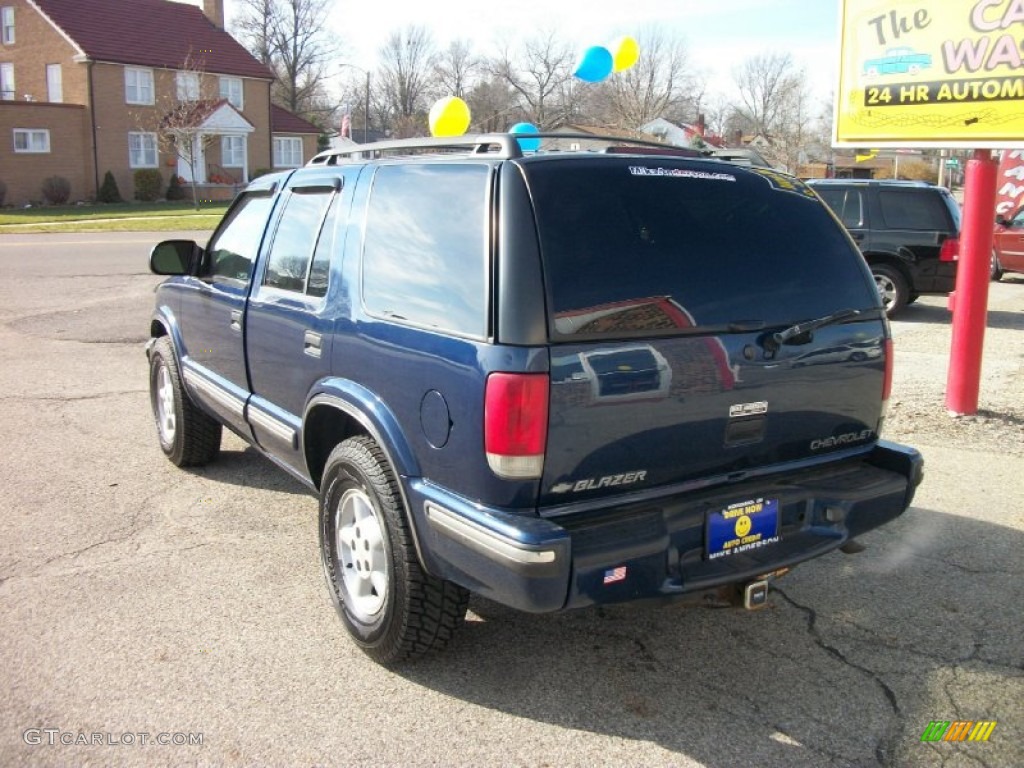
[769,308,862,349]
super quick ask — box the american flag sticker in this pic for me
[603,566,627,584]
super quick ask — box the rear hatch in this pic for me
[518,157,887,508]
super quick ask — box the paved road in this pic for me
[0,233,1021,767]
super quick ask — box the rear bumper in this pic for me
[408,441,923,613]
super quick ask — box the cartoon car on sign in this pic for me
[863,47,932,77]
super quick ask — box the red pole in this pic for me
[945,149,998,415]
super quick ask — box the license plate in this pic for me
[706,498,780,560]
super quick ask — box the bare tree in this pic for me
[466,75,520,132]
[376,26,437,137]
[603,28,697,129]
[490,31,575,129]
[234,0,338,127]
[732,51,804,138]
[234,0,275,65]
[700,93,734,143]
[433,40,479,100]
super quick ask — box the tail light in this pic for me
[880,338,894,431]
[484,373,549,479]
[939,237,959,261]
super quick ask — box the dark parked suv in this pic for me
[147,135,923,664]
[806,179,961,316]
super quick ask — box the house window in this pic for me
[176,71,199,101]
[128,132,158,167]
[46,64,62,103]
[125,67,154,105]
[273,137,302,168]
[0,61,13,100]
[221,135,245,167]
[2,7,14,45]
[13,129,50,153]
[219,76,243,109]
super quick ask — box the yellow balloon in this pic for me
[611,36,640,72]
[429,96,471,137]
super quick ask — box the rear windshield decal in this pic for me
[628,166,736,182]
[748,168,817,199]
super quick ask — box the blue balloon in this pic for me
[574,46,613,83]
[509,122,540,152]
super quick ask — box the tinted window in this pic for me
[816,188,864,228]
[206,193,274,282]
[878,189,951,231]
[307,194,338,298]
[526,160,877,339]
[264,189,334,292]
[362,164,489,337]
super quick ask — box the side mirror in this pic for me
[150,240,200,275]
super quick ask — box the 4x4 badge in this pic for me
[730,401,768,418]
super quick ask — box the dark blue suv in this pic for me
[147,134,923,664]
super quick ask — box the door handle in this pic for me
[304,330,322,358]
[230,310,242,332]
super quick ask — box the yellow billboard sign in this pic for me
[835,0,1024,147]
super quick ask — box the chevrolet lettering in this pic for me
[810,430,875,451]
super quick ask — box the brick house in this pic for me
[0,0,320,205]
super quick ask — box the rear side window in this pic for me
[878,189,952,231]
[526,160,877,340]
[362,164,490,338]
[816,188,864,228]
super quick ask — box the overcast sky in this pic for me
[185,0,838,107]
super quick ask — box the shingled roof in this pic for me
[270,104,320,135]
[32,0,273,80]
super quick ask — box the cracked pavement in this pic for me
[0,232,1021,767]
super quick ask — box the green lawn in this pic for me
[0,201,229,232]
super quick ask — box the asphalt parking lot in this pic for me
[1,232,1021,767]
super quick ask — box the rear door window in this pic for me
[816,188,864,228]
[263,187,335,293]
[524,159,877,340]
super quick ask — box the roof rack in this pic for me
[307,132,709,166]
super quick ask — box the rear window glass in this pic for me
[362,164,490,338]
[525,160,877,339]
[878,188,952,230]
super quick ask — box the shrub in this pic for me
[0,179,6,207]
[875,160,938,184]
[134,169,163,202]
[166,173,185,201]
[41,176,71,205]
[98,171,123,203]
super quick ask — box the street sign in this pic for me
[946,158,960,169]
[834,1,1024,148]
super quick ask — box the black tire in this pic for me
[906,292,919,305]
[872,263,909,317]
[991,251,1004,282]
[319,436,469,665]
[148,336,222,466]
